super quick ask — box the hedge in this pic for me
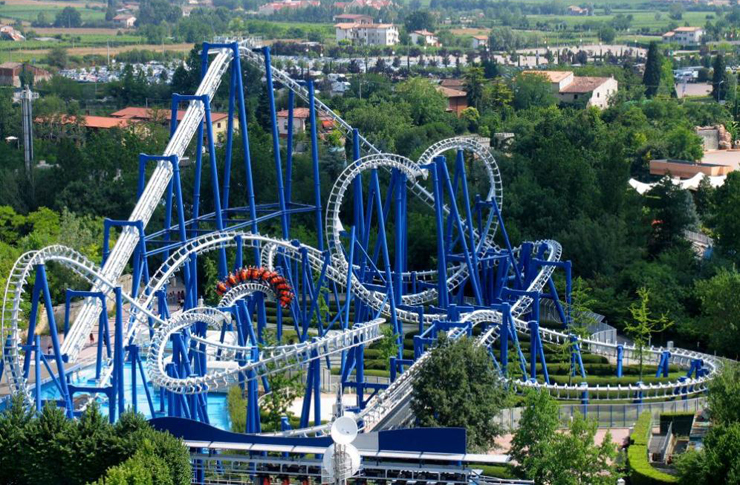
[627,412,679,485]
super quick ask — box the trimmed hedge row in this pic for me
[627,412,678,485]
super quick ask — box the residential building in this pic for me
[662,27,703,47]
[440,78,465,90]
[567,5,588,15]
[523,70,618,109]
[0,62,51,87]
[333,13,373,23]
[112,14,137,28]
[471,35,488,49]
[436,85,468,115]
[0,25,25,41]
[110,107,236,138]
[334,22,398,45]
[275,107,334,136]
[257,0,319,15]
[410,30,439,47]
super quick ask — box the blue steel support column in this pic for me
[38,265,73,417]
[456,149,482,305]
[616,345,624,377]
[233,44,259,260]
[427,159,448,307]
[115,287,125,418]
[393,169,406,304]
[34,335,41,411]
[263,47,290,239]
[221,62,237,210]
[202,98,228,276]
[307,81,325,251]
[285,89,294,208]
[500,303,510,376]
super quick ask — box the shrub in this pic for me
[627,412,678,484]
[0,399,190,485]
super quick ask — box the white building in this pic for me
[471,35,488,49]
[334,23,398,46]
[662,27,704,47]
[112,14,137,28]
[523,70,618,109]
[410,30,439,47]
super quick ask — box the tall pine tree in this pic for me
[712,52,728,101]
[643,42,662,98]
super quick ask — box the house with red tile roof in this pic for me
[523,70,618,109]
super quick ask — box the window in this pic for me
[574,94,578,99]
[217,122,222,128]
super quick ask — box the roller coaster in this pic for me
[0,38,722,448]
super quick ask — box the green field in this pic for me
[526,10,714,33]
[0,3,105,22]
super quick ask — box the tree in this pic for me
[404,10,435,33]
[375,325,399,369]
[513,72,556,110]
[543,412,618,485]
[669,3,684,20]
[695,271,740,358]
[706,362,740,425]
[411,336,509,451]
[712,53,729,101]
[644,178,697,255]
[676,364,740,484]
[46,46,69,70]
[464,66,485,111]
[665,125,704,161]
[643,42,663,98]
[483,79,513,111]
[510,389,560,482]
[710,171,740,258]
[598,25,616,43]
[511,391,617,484]
[624,287,673,381]
[54,6,82,27]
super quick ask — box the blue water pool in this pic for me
[39,362,232,430]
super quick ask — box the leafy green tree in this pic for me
[404,10,435,32]
[710,171,740,258]
[510,389,560,482]
[624,287,673,381]
[676,364,740,484]
[695,271,740,358]
[665,125,704,161]
[259,332,304,431]
[375,325,400,368]
[45,46,69,70]
[411,336,509,451]
[644,178,697,255]
[464,66,486,111]
[513,72,556,110]
[643,42,663,98]
[394,77,448,125]
[54,6,82,27]
[706,362,740,424]
[511,391,617,484]
[543,412,618,485]
[598,25,616,43]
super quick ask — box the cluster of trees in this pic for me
[0,399,191,484]
[676,363,740,483]
[411,337,618,480]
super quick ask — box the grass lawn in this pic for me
[0,2,105,22]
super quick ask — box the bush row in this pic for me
[627,412,678,484]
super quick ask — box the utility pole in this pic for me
[20,85,35,198]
